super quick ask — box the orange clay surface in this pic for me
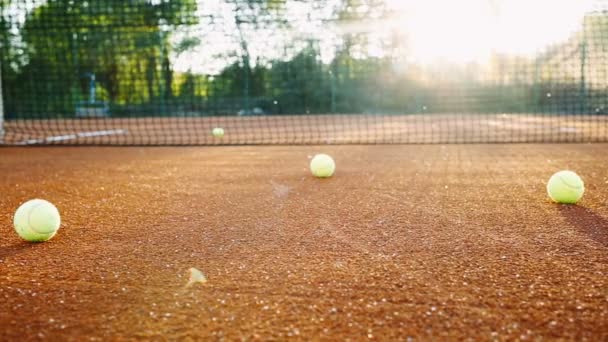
[0,144,607,340]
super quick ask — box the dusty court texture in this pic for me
[0,144,607,340]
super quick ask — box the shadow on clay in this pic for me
[558,205,608,248]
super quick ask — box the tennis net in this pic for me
[1,0,607,145]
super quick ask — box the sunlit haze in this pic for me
[385,0,594,63]
[174,0,596,73]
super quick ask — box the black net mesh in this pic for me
[1,0,607,145]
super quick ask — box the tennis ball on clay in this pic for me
[547,170,585,204]
[212,127,225,138]
[310,154,336,178]
[13,199,61,242]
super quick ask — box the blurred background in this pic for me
[1,0,606,120]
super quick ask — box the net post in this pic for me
[580,15,588,114]
[0,60,4,145]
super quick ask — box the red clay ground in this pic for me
[0,144,607,340]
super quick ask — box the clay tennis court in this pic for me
[3,0,608,338]
[1,143,607,340]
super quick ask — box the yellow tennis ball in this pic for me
[547,171,585,204]
[212,127,225,138]
[310,154,335,178]
[13,199,61,242]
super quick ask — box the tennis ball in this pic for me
[547,171,585,204]
[310,154,335,178]
[212,127,225,138]
[13,199,61,242]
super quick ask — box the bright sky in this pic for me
[172,0,596,73]
[3,0,597,73]
[384,0,594,63]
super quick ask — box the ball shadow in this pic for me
[0,242,38,261]
[558,205,608,248]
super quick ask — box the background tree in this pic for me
[1,0,604,118]
[16,0,197,116]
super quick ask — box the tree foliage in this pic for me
[1,1,605,118]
